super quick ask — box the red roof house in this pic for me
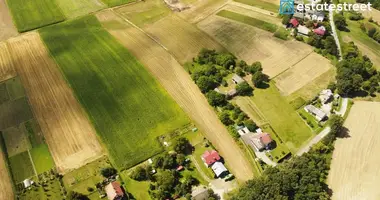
[290,18,299,27]
[314,26,326,36]
[260,133,273,146]
[201,150,221,166]
[105,181,124,200]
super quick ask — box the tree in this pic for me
[154,155,165,169]
[215,53,236,69]
[100,167,117,178]
[219,111,234,126]
[244,120,257,132]
[329,115,344,135]
[368,27,377,38]
[196,48,217,64]
[334,13,347,31]
[235,67,245,77]
[245,62,262,74]
[67,191,89,200]
[173,137,192,154]
[251,71,266,87]
[196,76,216,93]
[176,154,186,166]
[206,91,227,107]
[162,154,176,169]
[130,166,148,181]
[282,14,291,25]
[236,82,253,96]
[323,36,338,56]
[156,170,176,193]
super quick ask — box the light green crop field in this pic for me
[250,82,313,152]
[217,10,278,33]
[40,15,189,169]
[101,0,135,7]
[6,0,65,32]
[233,0,279,13]
[55,0,106,19]
[30,144,54,174]
[8,151,35,182]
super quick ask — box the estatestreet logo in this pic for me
[280,0,295,14]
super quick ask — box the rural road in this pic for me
[329,8,343,61]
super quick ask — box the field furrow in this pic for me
[6,32,103,173]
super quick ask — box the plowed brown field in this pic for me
[96,10,254,181]
[6,32,103,173]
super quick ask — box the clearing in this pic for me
[6,32,103,173]
[40,16,189,170]
[55,0,106,19]
[274,52,333,96]
[6,0,65,32]
[328,101,380,200]
[198,14,313,77]
[0,0,18,41]
[96,10,254,181]
[144,14,224,64]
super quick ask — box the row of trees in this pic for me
[360,21,380,43]
[231,116,344,200]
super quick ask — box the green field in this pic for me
[30,144,54,174]
[8,151,35,182]
[24,120,44,148]
[233,0,279,13]
[0,83,9,104]
[56,0,106,19]
[250,82,313,152]
[6,0,65,32]
[101,0,135,7]
[40,15,189,169]
[217,10,278,33]
[5,77,24,100]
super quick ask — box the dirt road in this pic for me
[97,10,254,181]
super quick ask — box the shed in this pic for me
[297,25,310,35]
[232,74,245,84]
[211,162,228,177]
[23,179,33,188]
[304,105,327,121]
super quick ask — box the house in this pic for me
[23,179,33,189]
[314,26,326,36]
[201,150,221,166]
[319,89,333,104]
[242,133,273,152]
[211,162,229,178]
[105,181,124,200]
[290,18,299,27]
[297,25,310,35]
[304,105,327,121]
[191,186,209,200]
[232,74,245,84]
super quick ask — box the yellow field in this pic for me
[197,15,313,77]
[5,32,103,173]
[274,52,333,96]
[96,10,254,181]
[361,5,380,23]
[0,42,16,82]
[177,0,228,23]
[328,101,380,200]
[0,0,18,41]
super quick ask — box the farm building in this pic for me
[105,181,124,200]
[242,133,274,151]
[297,25,310,35]
[23,179,33,188]
[201,150,221,166]
[211,162,228,178]
[304,105,327,121]
[319,89,333,104]
[232,74,245,84]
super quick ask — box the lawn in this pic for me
[6,0,65,32]
[40,15,189,169]
[55,0,106,19]
[19,177,63,200]
[250,82,313,152]
[101,0,135,7]
[8,151,35,182]
[122,174,151,200]
[30,144,54,174]
[217,10,278,33]
[233,0,279,13]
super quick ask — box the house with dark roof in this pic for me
[105,181,124,200]
[201,150,221,166]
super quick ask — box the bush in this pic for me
[100,167,117,178]
[273,28,289,40]
[130,166,148,181]
[236,82,253,96]
[206,90,227,107]
[173,137,192,154]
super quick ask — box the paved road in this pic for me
[296,127,331,156]
[329,8,343,61]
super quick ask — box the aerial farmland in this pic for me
[0,0,379,199]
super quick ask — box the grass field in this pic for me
[328,101,380,200]
[233,0,279,13]
[217,10,278,33]
[114,0,170,26]
[101,0,135,7]
[198,14,313,77]
[6,0,65,32]
[96,10,254,181]
[30,144,54,174]
[56,0,106,19]
[250,82,313,152]
[8,151,35,182]
[40,15,189,169]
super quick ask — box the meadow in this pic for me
[30,144,55,174]
[249,82,313,152]
[233,0,279,13]
[8,151,35,182]
[40,15,189,169]
[6,0,65,32]
[55,0,106,19]
[101,0,135,7]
